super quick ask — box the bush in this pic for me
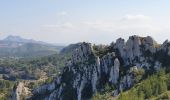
[118,69,168,100]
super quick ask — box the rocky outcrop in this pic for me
[31,42,121,100]
[32,82,55,95]
[113,35,158,66]
[109,58,120,84]
[12,82,30,100]
[30,35,170,100]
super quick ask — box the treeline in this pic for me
[92,69,170,100]
[0,53,71,80]
[118,69,170,100]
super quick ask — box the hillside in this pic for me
[0,36,64,58]
[0,49,72,99]
[118,69,170,100]
[29,35,170,100]
[2,35,170,100]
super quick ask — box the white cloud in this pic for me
[42,14,153,31]
[40,14,170,44]
[41,14,155,36]
[41,22,77,34]
[122,14,152,21]
[57,11,68,16]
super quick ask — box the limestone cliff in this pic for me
[30,35,170,100]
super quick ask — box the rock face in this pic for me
[31,35,170,100]
[113,35,157,66]
[12,82,30,100]
[109,58,120,84]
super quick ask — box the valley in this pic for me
[1,1,170,100]
[1,35,170,100]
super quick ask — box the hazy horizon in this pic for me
[1,0,170,44]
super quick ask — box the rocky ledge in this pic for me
[30,35,170,100]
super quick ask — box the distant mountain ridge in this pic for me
[0,35,65,58]
[2,35,53,45]
[3,35,34,43]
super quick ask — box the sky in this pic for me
[1,0,170,45]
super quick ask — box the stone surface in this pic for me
[30,35,170,100]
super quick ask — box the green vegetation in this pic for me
[92,83,115,100]
[0,43,74,99]
[27,77,54,89]
[0,53,71,80]
[92,69,170,100]
[130,67,145,83]
[93,45,113,57]
[0,80,15,100]
[92,92,112,100]
[118,69,169,100]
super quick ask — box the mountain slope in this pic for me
[118,69,170,100]
[60,43,82,54]
[0,36,64,58]
[30,35,170,100]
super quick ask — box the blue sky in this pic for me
[1,0,170,44]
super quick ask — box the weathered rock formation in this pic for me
[12,82,30,100]
[30,35,170,100]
